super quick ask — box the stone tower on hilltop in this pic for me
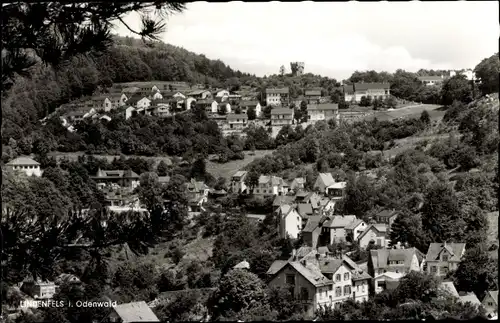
[290,62,305,76]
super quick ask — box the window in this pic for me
[286,274,295,285]
[362,284,366,293]
[334,302,341,309]
[431,266,437,273]
[344,273,350,281]
[344,285,351,295]
[357,285,360,292]
[335,274,341,282]
[335,287,342,297]
[329,285,333,291]
[442,267,449,275]
[300,287,309,300]
[442,254,449,262]
[377,281,386,288]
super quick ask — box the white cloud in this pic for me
[113,1,499,80]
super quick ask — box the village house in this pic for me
[150,89,163,101]
[224,114,248,137]
[102,187,141,209]
[215,89,230,98]
[91,169,140,190]
[482,290,498,319]
[185,97,197,110]
[302,216,327,248]
[458,293,482,308]
[106,93,128,109]
[246,213,267,223]
[368,247,425,294]
[307,103,340,122]
[425,242,466,277]
[5,156,43,177]
[185,178,210,213]
[271,108,294,126]
[304,89,322,104]
[231,171,248,193]
[109,301,160,322]
[313,173,336,195]
[343,83,391,103]
[277,204,303,239]
[65,107,96,123]
[318,197,336,214]
[290,177,306,191]
[266,249,371,316]
[358,224,390,249]
[188,89,212,100]
[323,215,358,243]
[273,195,296,208]
[266,87,290,106]
[20,278,58,300]
[450,69,476,82]
[197,99,218,114]
[326,181,347,199]
[55,273,81,286]
[374,209,400,231]
[217,101,232,114]
[418,75,447,86]
[253,175,287,196]
[345,219,367,242]
[239,100,262,117]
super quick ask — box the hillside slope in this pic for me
[1,36,253,143]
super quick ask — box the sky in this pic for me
[113,1,499,80]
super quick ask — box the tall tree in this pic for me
[474,52,500,95]
[440,74,473,105]
[2,2,186,91]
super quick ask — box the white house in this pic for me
[5,156,43,177]
[358,224,389,249]
[253,175,287,196]
[345,219,367,242]
[231,171,248,193]
[109,301,160,322]
[277,204,303,239]
[482,291,498,319]
[125,106,135,120]
[314,173,336,195]
[374,272,404,294]
[151,91,163,100]
[216,90,230,98]
[185,97,197,110]
[326,182,347,199]
[137,97,151,109]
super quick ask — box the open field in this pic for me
[363,104,445,122]
[206,149,274,180]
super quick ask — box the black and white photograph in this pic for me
[1,1,499,322]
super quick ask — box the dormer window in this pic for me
[442,254,449,262]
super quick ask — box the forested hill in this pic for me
[1,35,256,143]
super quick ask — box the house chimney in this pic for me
[301,259,307,266]
[292,248,297,261]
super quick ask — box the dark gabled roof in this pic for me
[425,243,466,262]
[112,301,160,322]
[266,87,289,94]
[239,100,260,107]
[370,248,423,270]
[305,89,322,96]
[297,203,314,217]
[273,195,296,207]
[302,216,322,232]
[354,83,391,91]
[376,209,400,219]
[6,156,40,166]
[227,113,248,121]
